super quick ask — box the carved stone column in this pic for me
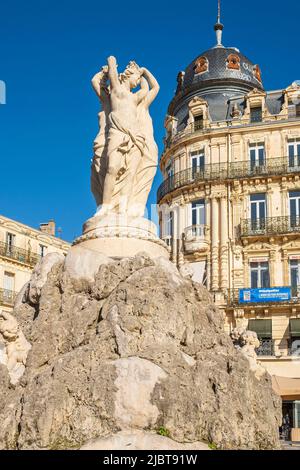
[220,196,229,292]
[171,206,178,265]
[269,245,276,286]
[178,204,185,267]
[206,252,211,291]
[243,250,249,287]
[211,197,219,291]
[282,248,289,286]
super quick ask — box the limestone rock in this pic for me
[81,430,210,450]
[0,311,31,385]
[0,254,281,450]
[25,252,65,305]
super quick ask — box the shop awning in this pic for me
[248,319,272,338]
[272,376,300,398]
[290,319,300,337]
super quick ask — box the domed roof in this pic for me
[181,46,263,94]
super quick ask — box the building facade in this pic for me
[0,215,70,313]
[158,21,300,437]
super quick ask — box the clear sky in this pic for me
[1,0,300,242]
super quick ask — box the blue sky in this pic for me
[1,0,299,242]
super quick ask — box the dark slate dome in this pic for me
[182,46,263,93]
[168,44,264,121]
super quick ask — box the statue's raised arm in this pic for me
[107,56,120,91]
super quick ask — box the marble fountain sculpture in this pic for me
[73,56,168,261]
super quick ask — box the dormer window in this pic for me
[194,57,208,74]
[250,106,262,123]
[227,54,240,70]
[253,65,262,83]
[194,114,204,130]
[288,100,300,118]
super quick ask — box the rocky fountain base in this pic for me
[0,252,281,450]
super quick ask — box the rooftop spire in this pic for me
[214,0,224,47]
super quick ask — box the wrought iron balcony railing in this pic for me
[240,216,300,237]
[256,339,275,357]
[157,157,300,202]
[0,242,41,267]
[165,115,300,148]
[0,288,17,307]
[227,286,300,306]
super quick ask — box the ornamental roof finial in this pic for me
[214,0,224,47]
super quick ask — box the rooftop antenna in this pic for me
[214,0,224,47]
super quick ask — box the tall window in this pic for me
[290,259,300,297]
[249,143,265,170]
[191,150,205,178]
[166,162,173,179]
[39,245,47,258]
[165,163,174,192]
[288,139,300,168]
[250,193,266,231]
[250,262,270,288]
[250,106,262,123]
[6,232,15,248]
[289,191,300,228]
[3,271,15,292]
[165,211,173,246]
[191,200,205,225]
[194,114,203,130]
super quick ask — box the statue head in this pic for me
[120,61,141,89]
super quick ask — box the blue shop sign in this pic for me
[239,287,291,304]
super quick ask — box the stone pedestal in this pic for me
[72,213,170,260]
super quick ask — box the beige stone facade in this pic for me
[0,215,70,313]
[158,44,300,432]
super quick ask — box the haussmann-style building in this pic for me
[0,216,70,314]
[158,14,300,440]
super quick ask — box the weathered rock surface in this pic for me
[80,430,210,450]
[0,253,281,450]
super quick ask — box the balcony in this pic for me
[256,339,275,357]
[157,157,300,202]
[0,242,40,268]
[184,225,210,253]
[164,115,300,149]
[0,288,17,307]
[240,216,300,238]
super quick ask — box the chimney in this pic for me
[39,219,56,236]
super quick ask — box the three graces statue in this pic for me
[91,56,159,218]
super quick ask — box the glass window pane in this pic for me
[251,203,257,220]
[261,266,270,288]
[251,269,258,288]
[251,270,258,288]
[250,193,266,202]
[259,201,266,219]
[289,145,295,158]
[258,147,265,165]
[290,199,297,218]
[291,267,298,288]
[192,209,197,226]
